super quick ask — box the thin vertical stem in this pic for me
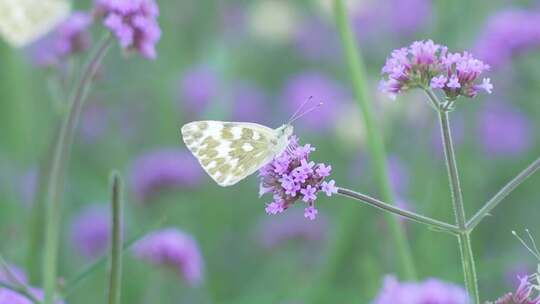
[107,172,124,304]
[42,35,113,304]
[428,89,480,303]
[333,0,417,279]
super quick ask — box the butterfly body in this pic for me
[181,121,293,187]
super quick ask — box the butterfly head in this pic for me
[276,124,294,139]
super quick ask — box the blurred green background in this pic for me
[1,0,540,303]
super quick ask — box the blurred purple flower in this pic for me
[380,40,492,100]
[80,102,109,143]
[130,149,204,201]
[353,0,431,38]
[475,10,540,68]
[257,209,328,249]
[96,0,161,59]
[70,205,111,258]
[178,66,221,116]
[133,228,204,287]
[0,288,64,304]
[387,155,409,196]
[282,72,347,130]
[293,17,339,61]
[230,82,268,123]
[373,275,469,304]
[0,264,64,304]
[0,263,28,285]
[29,11,92,67]
[477,102,533,157]
[259,136,336,220]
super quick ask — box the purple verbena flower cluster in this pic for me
[133,228,204,287]
[380,40,493,100]
[96,0,161,59]
[488,275,540,304]
[373,275,469,304]
[259,136,337,220]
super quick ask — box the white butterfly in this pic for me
[181,121,293,187]
[180,98,321,187]
[0,0,70,47]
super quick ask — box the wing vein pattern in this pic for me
[181,121,278,187]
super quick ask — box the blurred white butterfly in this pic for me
[181,98,321,186]
[0,0,70,47]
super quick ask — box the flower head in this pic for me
[373,275,469,304]
[259,136,336,220]
[380,40,492,100]
[129,149,204,201]
[133,228,204,287]
[96,0,161,59]
[70,204,111,258]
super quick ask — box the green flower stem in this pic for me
[333,0,417,279]
[337,188,462,234]
[426,89,480,303]
[467,157,540,230]
[42,35,113,304]
[107,172,124,304]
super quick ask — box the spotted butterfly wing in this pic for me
[0,0,70,47]
[181,121,291,187]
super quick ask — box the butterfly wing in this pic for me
[0,0,70,47]
[181,121,280,187]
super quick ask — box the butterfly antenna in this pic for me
[288,102,324,124]
[288,96,313,124]
[526,229,540,260]
[513,230,540,260]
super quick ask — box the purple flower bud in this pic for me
[303,206,318,220]
[133,228,204,287]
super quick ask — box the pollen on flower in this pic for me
[259,135,337,220]
[380,40,492,100]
